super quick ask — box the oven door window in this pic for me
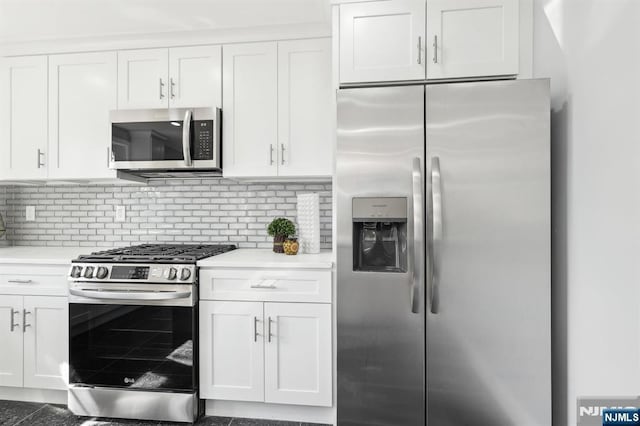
[112,121,187,161]
[69,304,196,392]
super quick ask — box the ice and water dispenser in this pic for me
[352,197,408,273]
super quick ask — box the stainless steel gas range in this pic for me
[67,244,235,423]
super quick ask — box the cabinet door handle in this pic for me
[8,279,33,284]
[9,309,19,332]
[37,149,45,168]
[159,78,165,99]
[269,144,275,165]
[253,316,259,342]
[22,309,31,333]
[170,78,176,99]
[417,36,422,64]
[267,317,273,342]
[280,144,286,165]
[433,35,439,64]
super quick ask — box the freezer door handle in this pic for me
[411,157,424,314]
[430,156,443,314]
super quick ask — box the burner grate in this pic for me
[75,244,236,264]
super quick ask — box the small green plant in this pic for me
[267,217,296,237]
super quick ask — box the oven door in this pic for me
[110,107,220,170]
[69,287,197,393]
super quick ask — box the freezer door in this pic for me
[425,79,551,425]
[337,85,425,426]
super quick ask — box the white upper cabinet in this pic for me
[223,39,333,179]
[277,39,333,177]
[0,56,48,180]
[223,42,279,178]
[264,302,332,407]
[339,0,426,83]
[169,46,222,109]
[119,46,222,110]
[426,0,519,80]
[48,52,117,179]
[118,49,169,109]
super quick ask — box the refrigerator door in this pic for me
[425,79,551,425]
[337,85,425,426]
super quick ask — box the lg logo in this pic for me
[123,377,135,384]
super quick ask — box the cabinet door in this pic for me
[200,301,264,401]
[169,46,222,109]
[277,39,333,177]
[426,0,519,79]
[23,296,68,390]
[339,0,426,83]
[0,295,23,387]
[264,303,332,406]
[0,56,48,180]
[222,42,278,178]
[118,49,169,109]
[48,52,117,179]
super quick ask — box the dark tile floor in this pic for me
[0,400,330,426]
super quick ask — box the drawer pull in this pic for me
[250,284,277,289]
[250,282,277,289]
[8,279,33,284]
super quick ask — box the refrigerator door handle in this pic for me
[430,156,443,314]
[411,157,424,314]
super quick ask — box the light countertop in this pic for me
[0,246,103,265]
[197,248,334,269]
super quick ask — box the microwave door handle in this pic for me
[182,109,193,167]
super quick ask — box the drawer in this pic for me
[0,265,69,296]
[199,268,331,303]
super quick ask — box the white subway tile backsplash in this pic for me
[0,179,332,249]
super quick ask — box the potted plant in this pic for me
[267,218,296,253]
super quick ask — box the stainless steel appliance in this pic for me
[67,244,235,423]
[336,80,551,425]
[110,108,221,178]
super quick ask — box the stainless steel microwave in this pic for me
[110,108,221,177]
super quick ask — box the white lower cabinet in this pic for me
[200,277,332,407]
[264,303,331,406]
[0,295,24,387]
[0,295,68,390]
[200,301,265,402]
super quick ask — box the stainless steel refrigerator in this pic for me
[336,79,551,426]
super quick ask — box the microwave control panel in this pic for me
[193,120,215,160]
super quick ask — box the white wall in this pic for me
[533,1,640,424]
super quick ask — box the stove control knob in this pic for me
[95,267,109,279]
[70,266,82,278]
[180,268,192,281]
[83,266,95,279]
[167,267,178,280]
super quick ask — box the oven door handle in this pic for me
[69,288,192,301]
